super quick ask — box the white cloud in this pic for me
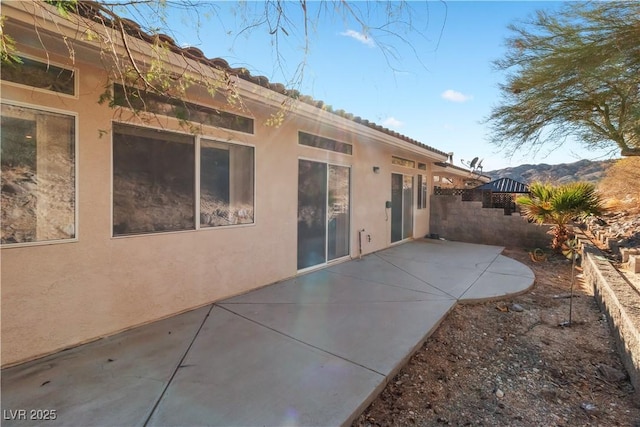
[441,89,473,103]
[383,117,404,128]
[340,29,376,48]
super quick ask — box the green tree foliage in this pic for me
[487,2,640,158]
[43,0,78,17]
[517,182,606,251]
[0,16,19,64]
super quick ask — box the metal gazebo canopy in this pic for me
[474,177,530,193]
[471,177,530,215]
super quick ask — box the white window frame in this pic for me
[110,121,257,238]
[196,136,257,231]
[392,156,415,168]
[111,83,255,135]
[296,156,353,274]
[417,174,428,210]
[0,52,79,99]
[297,130,355,156]
[0,101,79,248]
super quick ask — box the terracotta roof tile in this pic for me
[77,1,448,157]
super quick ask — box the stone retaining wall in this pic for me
[579,233,640,401]
[429,195,551,248]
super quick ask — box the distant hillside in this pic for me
[485,159,616,185]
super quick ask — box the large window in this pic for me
[1,104,76,244]
[200,140,254,227]
[113,124,195,236]
[112,124,255,236]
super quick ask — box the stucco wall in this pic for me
[0,27,440,365]
[429,195,551,248]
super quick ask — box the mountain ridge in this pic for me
[485,159,616,185]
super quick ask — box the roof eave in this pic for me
[3,0,450,162]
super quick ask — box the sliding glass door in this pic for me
[391,173,413,243]
[298,160,350,270]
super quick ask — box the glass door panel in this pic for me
[328,165,350,261]
[297,160,327,269]
[391,173,414,243]
[391,173,403,243]
[402,175,414,239]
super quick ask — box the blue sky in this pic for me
[150,1,618,171]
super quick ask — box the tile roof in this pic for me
[475,178,530,193]
[76,1,448,158]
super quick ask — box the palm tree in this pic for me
[517,182,606,251]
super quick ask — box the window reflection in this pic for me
[200,140,254,227]
[112,124,195,236]
[1,104,76,244]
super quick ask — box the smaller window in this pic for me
[392,156,415,168]
[112,84,254,134]
[200,139,255,227]
[298,131,352,155]
[417,174,428,209]
[1,56,75,95]
[418,162,427,170]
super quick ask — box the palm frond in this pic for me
[516,181,607,251]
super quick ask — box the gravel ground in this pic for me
[353,247,640,427]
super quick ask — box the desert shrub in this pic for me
[598,157,640,214]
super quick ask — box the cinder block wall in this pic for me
[429,195,551,248]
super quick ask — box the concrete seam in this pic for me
[371,253,458,299]
[220,299,454,306]
[458,251,503,301]
[142,303,215,427]
[217,304,386,377]
[323,268,453,299]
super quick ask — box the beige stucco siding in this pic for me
[1,8,445,367]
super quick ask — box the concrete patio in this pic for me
[1,239,534,427]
